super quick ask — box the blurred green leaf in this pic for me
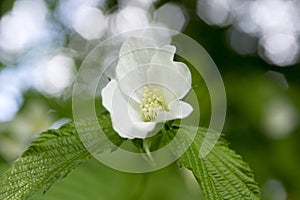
[28,158,201,200]
[169,126,261,200]
[0,113,124,200]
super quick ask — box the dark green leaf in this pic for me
[168,126,261,200]
[0,112,124,200]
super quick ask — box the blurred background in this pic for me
[0,0,299,199]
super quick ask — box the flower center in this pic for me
[139,86,167,122]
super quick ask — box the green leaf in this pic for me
[0,111,260,200]
[168,126,261,200]
[0,113,124,200]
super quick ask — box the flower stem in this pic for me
[143,139,155,166]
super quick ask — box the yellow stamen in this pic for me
[140,86,167,122]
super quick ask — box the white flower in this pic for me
[101,37,193,139]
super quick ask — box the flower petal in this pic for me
[156,111,175,122]
[156,100,193,122]
[107,82,156,139]
[147,65,191,102]
[168,100,193,118]
[110,116,134,139]
[117,65,149,103]
[101,79,117,112]
[151,45,176,65]
[151,45,192,84]
[116,37,157,78]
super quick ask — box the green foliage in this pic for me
[27,158,201,200]
[0,113,124,200]
[0,114,260,200]
[168,126,261,200]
